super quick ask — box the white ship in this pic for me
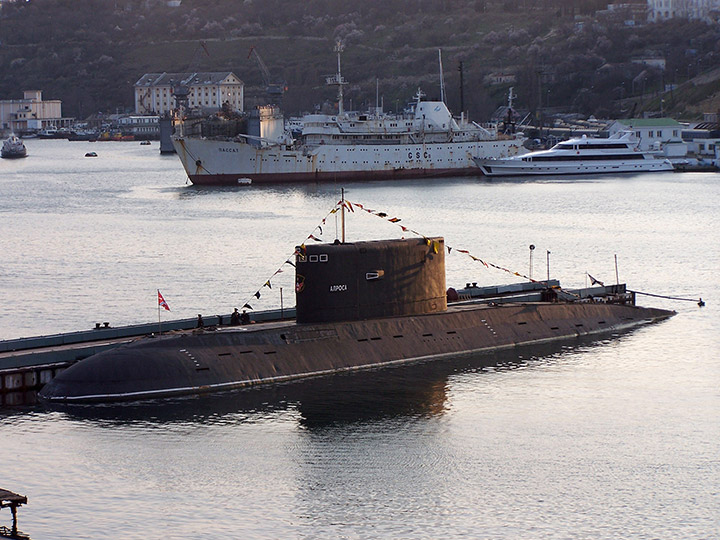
[172,48,525,186]
[474,132,674,177]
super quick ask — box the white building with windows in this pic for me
[134,72,244,115]
[118,115,160,138]
[607,118,687,156]
[647,0,720,22]
[0,90,66,133]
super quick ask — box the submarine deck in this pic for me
[37,297,675,403]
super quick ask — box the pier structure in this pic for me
[0,488,27,539]
[0,309,292,405]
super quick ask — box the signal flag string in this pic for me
[237,197,704,313]
[238,201,344,311]
[342,199,713,305]
[343,198,544,286]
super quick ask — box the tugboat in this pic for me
[39,205,675,403]
[1,135,27,159]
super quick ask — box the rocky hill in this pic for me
[1,0,719,121]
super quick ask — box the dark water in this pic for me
[1,140,718,539]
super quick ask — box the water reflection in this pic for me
[177,182,329,199]
[42,332,633,429]
[175,176,476,198]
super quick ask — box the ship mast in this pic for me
[438,49,446,104]
[326,41,348,116]
[505,86,517,134]
[341,188,346,243]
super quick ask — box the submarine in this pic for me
[39,236,674,403]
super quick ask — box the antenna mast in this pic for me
[438,49,446,103]
[376,77,379,110]
[326,41,347,115]
[341,188,346,243]
[458,60,465,115]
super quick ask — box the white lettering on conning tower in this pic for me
[329,284,347,292]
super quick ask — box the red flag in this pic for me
[157,290,170,311]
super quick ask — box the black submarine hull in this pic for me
[39,301,673,403]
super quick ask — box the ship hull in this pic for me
[0,150,27,159]
[475,158,674,176]
[39,301,673,403]
[173,137,525,185]
[188,167,484,185]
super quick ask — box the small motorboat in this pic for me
[1,135,27,159]
[84,151,98,158]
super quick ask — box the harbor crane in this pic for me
[248,46,286,106]
[172,41,212,111]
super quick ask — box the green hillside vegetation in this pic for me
[1,0,719,121]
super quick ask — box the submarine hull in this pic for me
[39,301,673,403]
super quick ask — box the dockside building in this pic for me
[0,90,68,133]
[134,72,244,115]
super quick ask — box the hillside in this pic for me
[1,0,719,121]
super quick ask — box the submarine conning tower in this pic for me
[295,237,447,324]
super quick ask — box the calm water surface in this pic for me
[0,140,718,539]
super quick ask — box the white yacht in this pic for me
[474,132,673,176]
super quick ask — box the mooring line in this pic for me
[630,290,705,306]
